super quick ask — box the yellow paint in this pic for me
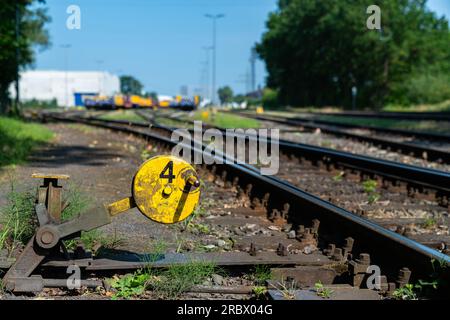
[132,155,200,224]
[201,111,209,120]
[107,197,134,216]
[32,173,70,180]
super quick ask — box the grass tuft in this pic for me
[0,117,53,167]
[110,261,216,299]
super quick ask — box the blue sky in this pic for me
[34,0,449,96]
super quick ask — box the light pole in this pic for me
[205,14,224,105]
[202,46,212,101]
[95,60,104,95]
[60,44,71,108]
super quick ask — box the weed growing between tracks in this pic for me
[99,110,145,123]
[109,261,217,299]
[0,116,53,167]
[0,182,120,254]
[192,110,261,129]
[362,179,381,204]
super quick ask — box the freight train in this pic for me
[84,94,200,111]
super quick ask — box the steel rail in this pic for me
[233,111,450,143]
[309,111,450,122]
[45,112,450,283]
[82,115,450,204]
[232,112,450,164]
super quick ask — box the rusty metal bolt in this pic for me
[323,243,335,256]
[282,203,290,217]
[249,243,257,256]
[296,225,305,235]
[262,193,270,207]
[311,219,320,234]
[277,243,288,256]
[344,237,354,252]
[357,253,371,265]
[396,267,412,288]
[245,184,253,196]
[221,171,227,182]
[332,248,343,261]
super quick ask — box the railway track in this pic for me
[229,112,450,164]
[309,111,450,122]
[30,111,450,300]
[113,111,450,251]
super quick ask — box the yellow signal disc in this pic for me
[132,155,201,224]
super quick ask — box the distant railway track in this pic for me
[230,112,450,164]
[309,111,450,122]
[41,111,450,292]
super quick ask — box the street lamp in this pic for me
[202,46,213,101]
[60,44,71,108]
[205,14,225,105]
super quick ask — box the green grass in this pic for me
[252,265,272,285]
[383,100,450,112]
[316,115,450,134]
[109,261,216,299]
[99,110,145,123]
[0,187,36,253]
[154,116,192,128]
[0,182,119,255]
[0,117,54,167]
[192,110,260,129]
[314,281,334,299]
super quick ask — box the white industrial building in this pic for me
[10,70,120,107]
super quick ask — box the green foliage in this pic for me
[120,75,144,95]
[396,73,450,105]
[252,286,267,299]
[61,183,92,221]
[0,1,51,113]
[422,217,437,229]
[393,284,417,300]
[256,0,450,109]
[217,86,234,104]
[0,116,53,166]
[362,179,380,204]
[99,110,144,123]
[110,261,216,299]
[252,265,272,285]
[333,171,344,182]
[20,99,58,109]
[0,187,36,252]
[194,111,260,129]
[367,193,381,204]
[261,88,279,109]
[362,179,377,194]
[315,281,334,299]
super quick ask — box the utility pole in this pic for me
[250,47,257,93]
[14,3,20,115]
[96,60,104,94]
[201,46,212,101]
[60,44,71,108]
[205,14,225,105]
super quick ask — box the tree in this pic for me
[120,75,143,95]
[256,0,450,109]
[217,86,234,104]
[0,0,51,114]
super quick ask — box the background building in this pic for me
[10,70,120,107]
